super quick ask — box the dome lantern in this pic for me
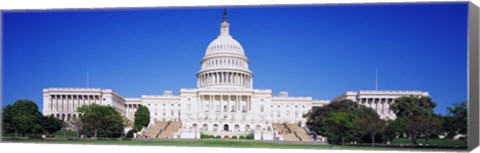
[197,9,254,89]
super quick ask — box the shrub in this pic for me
[232,136,238,139]
[239,135,245,139]
[126,129,137,138]
[200,134,209,139]
[215,135,221,139]
[246,133,254,140]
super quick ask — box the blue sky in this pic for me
[3,3,468,115]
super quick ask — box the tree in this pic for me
[383,118,406,142]
[2,100,45,137]
[356,115,386,147]
[305,99,379,145]
[444,101,467,138]
[390,95,437,145]
[322,112,357,145]
[70,119,83,138]
[134,105,150,131]
[419,115,443,144]
[77,104,125,138]
[390,96,436,118]
[40,115,64,135]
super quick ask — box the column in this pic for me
[250,75,253,88]
[220,95,224,112]
[387,99,391,115]
[61,95,64,111]
[228,95,232,112]
[65,95,69,111]
[246,96,249,112]
[223,72,227,83]
[213,73,216,84]
[236,95,239,111]
[200,95,203,111]
[219,72,222,83]
[53,95,57,111]
[83,95,86,106]
[249,96,252,111]
[70,95,73,111]
[48,95,52,111]
[210,95,213,111]
[382,99,386,115]
[366,99,371,108]
[241,74,244,85]
[233,73,236,84]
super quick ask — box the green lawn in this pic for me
[391,138,466,147]
[2,131,78,138]
[52,131,79,138]
[2,138,332,149]
[1,138,466,151]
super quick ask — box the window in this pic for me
[171,104,174,106]
[163,104,165,106]
[260,106,264,113]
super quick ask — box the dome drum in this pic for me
[197,10,253,89]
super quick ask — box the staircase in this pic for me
[272,123,298,141]
[142,121,169,138]
[158,121,182,139]
[286,123,313,142]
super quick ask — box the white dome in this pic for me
[196,10,253,89]
[205,35,245,56]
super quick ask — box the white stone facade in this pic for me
[332,90,430,120]
[42,88,126,122]
[41,11,429,140]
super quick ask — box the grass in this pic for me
[2,138,332,149]
[52,131,79,138]
[0,138,466,151]
[391,138,466,147]
[2,131,78,138]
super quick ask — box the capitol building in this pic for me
[42,10,429,141]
